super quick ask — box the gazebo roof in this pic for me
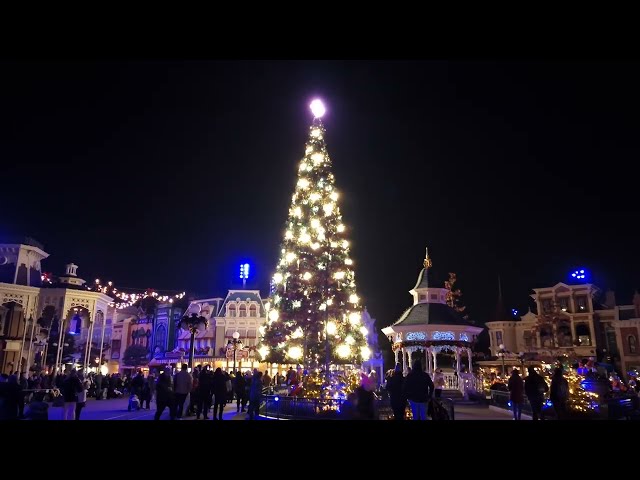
[412,268,430,290]
[392,302,474,327]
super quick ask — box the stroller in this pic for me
[428,398,451,420]
[128,394,141,411]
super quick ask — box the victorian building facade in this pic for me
[486,282,640,378]
[0,237,112,375]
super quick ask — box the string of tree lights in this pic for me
[258,99,369,368]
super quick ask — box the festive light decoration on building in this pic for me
[258,100,366,366]
[406,332,427,341]
[459,333,469,342]
[87,279,185,310]
[431,331,455,341]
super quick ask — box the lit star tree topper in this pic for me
[258,99,369,367]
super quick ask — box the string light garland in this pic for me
[41,273,185,310]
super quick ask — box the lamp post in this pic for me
[178,311,208,369]
[497,344,506,378]
[228,331,243,373]
[518,351,526,375]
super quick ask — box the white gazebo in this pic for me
[382,249,483,396]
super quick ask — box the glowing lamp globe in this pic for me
[232,331,240,340]
[310,99,326,118]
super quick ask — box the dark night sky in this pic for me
[2,60,640,339]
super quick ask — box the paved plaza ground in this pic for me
[45,397,514,420]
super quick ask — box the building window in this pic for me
[419,294,426,301]
[542,299,552,314]
[629,335,638,354]
[575,296,588,312]
[239,305,247,318]
[155,324,167,351]
[228,305,236,317]
[606,327,619,356]
[540,327,553,348]
[495,331,503,346]
[558,297,569,312]
[431,294,438,300]
[557,322,572,347]
[249,305,257,317]
[575,323,592,346]
[523,331,533,347]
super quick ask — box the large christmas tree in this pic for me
[258,100,369,369]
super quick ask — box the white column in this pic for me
[455,347,461,374]
[18,314,29,373]
[98,309,107,372]
[55,318,65,375]
[26,317,37,373]
[402,348,408,375]
[432,350,438,371]
[467,348,472,372]
[84,315,95,371]
[424,348,429,374]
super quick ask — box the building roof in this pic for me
[218,290,266,317]
[412,268,429,290]
[392,302,474,327]
[0,236,45,250]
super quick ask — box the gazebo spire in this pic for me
[423,246,432,269]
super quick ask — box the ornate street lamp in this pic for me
[227,331,243,373]
[497,344,507,378]
[178,304,208,369]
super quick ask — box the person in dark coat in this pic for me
[248,371,263,420]
[131,370,144,397]
[154,371,176,420]
[402,360,434,420]
[355,374,376,420]
[524,366,548,420]
[234,370,247,413]
[212,368,227,420]
[0,374,21,420]
[508,369,525,420]
[196,365,213,420]
[186,370,199,416]
[386,363,406,420]
[550,367,569,420]
[94,371,103,400]
[140,375,152,410]
[61,370,83,420]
